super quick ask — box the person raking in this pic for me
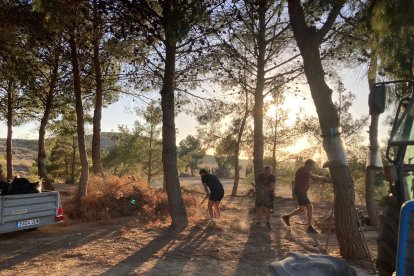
[199,169,224,223]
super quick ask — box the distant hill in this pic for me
[0,132,118,162]
[0,139,38,161]
[86,132,118,150]
[0,138,38,151]
[0,133,252,173]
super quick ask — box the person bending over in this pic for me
[199,169,224,223]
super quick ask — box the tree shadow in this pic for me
[0,227,117,269]
[101,226,185,275]
[283,228,323,254]
[146,225,213,275]
[233,211,281,275]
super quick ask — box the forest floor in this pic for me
[0,177,378,275]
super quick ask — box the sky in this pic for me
[0,64,392,151]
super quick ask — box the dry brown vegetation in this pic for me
[63,176,201,223]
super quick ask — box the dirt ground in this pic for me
[0,178,377,275]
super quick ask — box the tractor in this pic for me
[369,80,414,275]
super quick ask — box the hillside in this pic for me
[0,132,118,162]
[0,139,38,161]
[0,134,252,172]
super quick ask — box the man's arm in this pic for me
[202,183,210,195]
[269,174,276,192]
[310,174,331,182]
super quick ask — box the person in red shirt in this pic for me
[282,159,330,234]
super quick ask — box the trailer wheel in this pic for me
[376,196,400,276]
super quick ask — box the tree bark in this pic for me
[365,51,380,230]
[271,119,277,173]
[365,164,380,228]
[233,146,240,196]
[160,4,188,228]
[38,44,61,191]
[288,0,367,259]
[69,30,89,202]
[232,92,249,196]
[147,125,153,186]
[6,78,13,180]
[91,0,104,177]
[71,135,76,184]
[253,0,267,178]
[330,163,368,258]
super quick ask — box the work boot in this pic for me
[307,225,318,234]
[266,222,271,229]
[282,215,290,226]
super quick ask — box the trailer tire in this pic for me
[376,196,399,276]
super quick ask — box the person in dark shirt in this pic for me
[255,165,276,228]
[199,169,224,223]
[282,159,331,234]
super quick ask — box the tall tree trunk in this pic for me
[69,30,89,202]
[160,7,188,228]
[288,0,367,259]
[365,51,380,230]
[91,0,104,177]
[6,78,13,180]
[232,92,249,196]
[71,135,76,183]
[271,96,282,173]
[253,0,267,178]
[147,127,153,186]
[65,154,69,179]
[38,44,61,191]
[233,146,240,196]
[271,120,277,173]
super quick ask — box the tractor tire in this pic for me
[376,196,400,276]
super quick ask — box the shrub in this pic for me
[64,175,200,223]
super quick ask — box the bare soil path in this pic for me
[0,178,377,275]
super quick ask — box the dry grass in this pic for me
[13,159,33,168]
[63,176,201,223]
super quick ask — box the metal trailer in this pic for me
[0,191,64,234]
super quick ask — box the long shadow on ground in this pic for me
[0,227,117,270]
[101,226,185,275]
[147,225,213,275]
[232,195,284,276]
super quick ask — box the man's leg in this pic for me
[306,203,313,226]
[305,203,318,233]
[256,206,262,224]
[208,200,214,220]
[282,205,305,226]
[287,205,306,218]
[213,202,221,220]
[266,208,271,223]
